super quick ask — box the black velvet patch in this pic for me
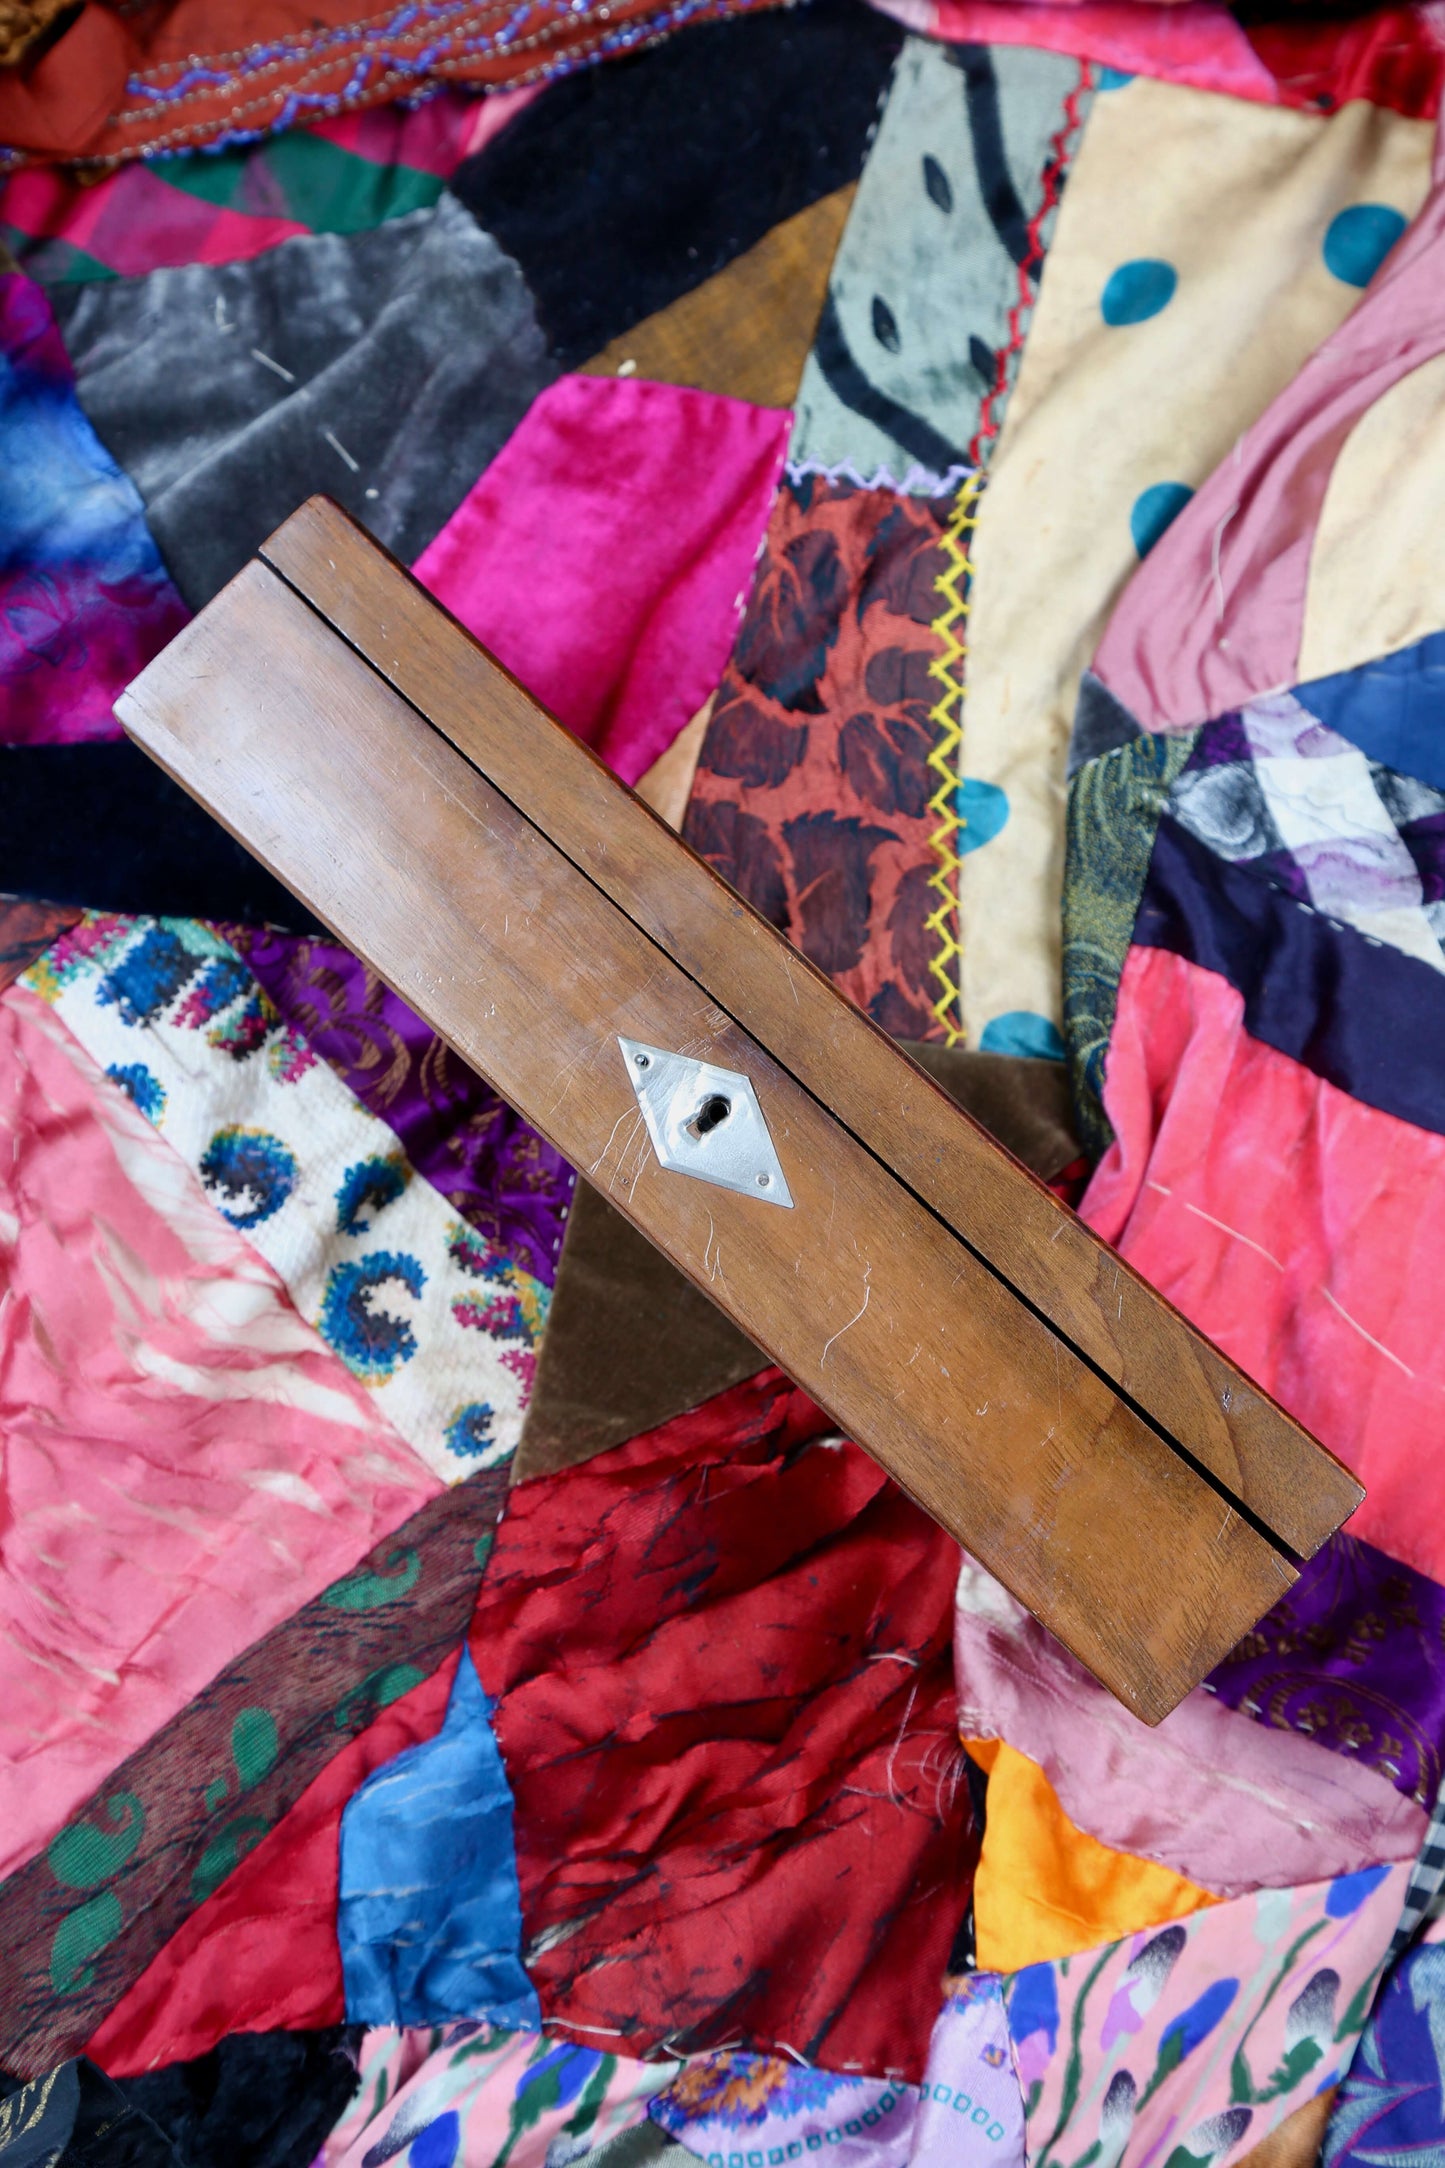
[451,0,904,366]
[0,745,326,931]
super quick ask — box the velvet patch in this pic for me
[451,0,904,368]
[0,744,326,930]
[469,1368,975,2083]
[683,473,955,1041]
[412,373,790,787]
[50,195,554,611]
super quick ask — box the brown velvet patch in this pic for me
[581,186,854,412]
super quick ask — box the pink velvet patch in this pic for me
[412,373,791,786]
[0,985,439,1881]
[1083,945,1445,1583]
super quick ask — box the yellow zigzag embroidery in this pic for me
[924,472,983,1046]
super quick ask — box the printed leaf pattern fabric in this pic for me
[683,473,956,1040]
[24,913,548,1482]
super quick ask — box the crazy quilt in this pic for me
[3,11,1445,2167]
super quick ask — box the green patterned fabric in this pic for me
[1061,729,1196,1161]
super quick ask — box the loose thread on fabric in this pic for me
[924,472,984,1047]
[968,58,1093,470]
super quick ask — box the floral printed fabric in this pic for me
[1007,1864,1409,2168]
[683,472,955,1041]
[23,913,548,1481]
[642,1976,1025,2168]
[651,2051,919,2168]
[0,272,187,746]
[320,2022,677,2167]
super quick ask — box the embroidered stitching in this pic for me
[784,457,980,500]
[924,473,984,1047]
[969,59,1093,470]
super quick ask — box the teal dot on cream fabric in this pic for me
[1130,480,1193,557]
[958,777,1010,854]
[1101,259,1177,326]
[979,1013,1067,1060]
[1322,203,1407,288]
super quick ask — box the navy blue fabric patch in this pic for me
[1135,812,1445,1137]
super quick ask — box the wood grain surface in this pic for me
[119,556,1305,1722]
[254,498,1361,1560]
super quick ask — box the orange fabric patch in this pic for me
[965,1735,1217,1972]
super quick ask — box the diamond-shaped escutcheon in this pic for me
[618,1038,794,1208]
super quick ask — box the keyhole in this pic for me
[688,1093,732,1139]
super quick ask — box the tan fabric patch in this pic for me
[1300,348,1445,683]
[959,79,1432,1048]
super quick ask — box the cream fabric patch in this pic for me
[958,77,1432,1052]
[1300,348,1445,684]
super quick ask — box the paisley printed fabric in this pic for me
[0,273,187,746]
[24,913,548,1481]
[1007,1866,1409,2168]
[319,2022,678,2168]
[683,473,956,1040]
[1061,731,1196,1158]
[0,1467,504,2076]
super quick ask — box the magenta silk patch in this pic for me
[412,372,791,785]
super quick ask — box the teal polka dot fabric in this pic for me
[1323,204,1407,287]
[979,1012,1068,1060]
[1130,480,1194,557]
[1100,258,1177,327]
[958,776,1010,855]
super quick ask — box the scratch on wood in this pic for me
[589,1106,634,1179]
[821,1263,872,1366]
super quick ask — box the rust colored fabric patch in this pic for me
[683,475,952,1041]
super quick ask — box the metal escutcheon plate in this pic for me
[619,1038,794,1208]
